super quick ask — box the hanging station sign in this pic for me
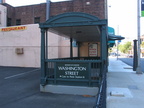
[56,63,89,80]
[89,43,98,57]
[0,26,27,32]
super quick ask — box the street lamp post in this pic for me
[136,0,143,74]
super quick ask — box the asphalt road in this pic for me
[118,57,144,72]
[0,66,95,108]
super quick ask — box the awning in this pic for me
[108,34,125,41]
[108,34,125,47]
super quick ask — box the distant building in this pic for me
[0,4,7,27]
[141,34,144,42]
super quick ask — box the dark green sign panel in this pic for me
[142,11,144,17]
[56,63,89,79]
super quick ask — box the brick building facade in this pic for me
[2,3,47,26]
[2,0,107,26]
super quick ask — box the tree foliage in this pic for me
[141,41,144,48]
[118,41,132,53]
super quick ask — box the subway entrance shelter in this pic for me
[39,12,107,95]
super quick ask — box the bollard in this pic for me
[133,40,138,71]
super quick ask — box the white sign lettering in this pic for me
[58,66,87,71]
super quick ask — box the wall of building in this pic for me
[0,4,6,27]
[2,3,46,26]
[15,3,46,25]
[50,0,106,19]
[2,3,15,26]
[79,42,100,57]
[0,24,75,67]
[0,0,106,67]
[0,24,41,67]
[47,31,78,59]
[58,37,78,58]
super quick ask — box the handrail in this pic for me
[93,64,107,108]
[46,57,100,60]
[45,59,102,63]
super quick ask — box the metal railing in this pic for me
[43,57,102,87]
[93,64,107,108]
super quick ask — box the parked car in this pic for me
[127,54,133,58]
[109,53,120,57]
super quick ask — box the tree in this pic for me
[118,41,132,53]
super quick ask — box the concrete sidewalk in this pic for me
[107,58,144,108]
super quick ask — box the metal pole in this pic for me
[70,38,73,58]
[116,40,119,60]
[133,40,138,71]
[41,29,46,85]
[116,25,119,60]
[136,0,143,74]
[77,42,80,58]
[46,0,50,20]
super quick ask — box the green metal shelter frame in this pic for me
[39,12,108,87]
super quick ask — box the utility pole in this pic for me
[136,0,143,74]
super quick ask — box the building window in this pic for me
[34,17,40,24]
[16,19,21,25]
[7,18,12,26]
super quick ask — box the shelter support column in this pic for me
[41,28,47,86]
[100,25,107,66]
[70,38,73,58]
[77,42,80,57]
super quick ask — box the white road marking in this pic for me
[4,69,40,79]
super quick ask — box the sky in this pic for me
[5,0,144,41]
[108,0,144,40]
